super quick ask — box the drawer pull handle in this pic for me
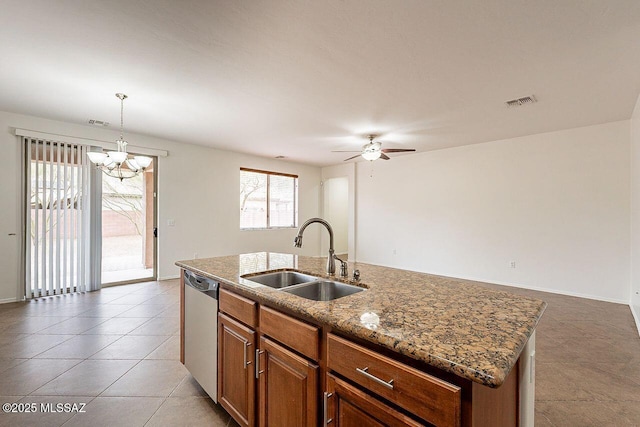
[255,349,265,379]
[323,392,334,426]
[243,341,252,369]
[356,367,395,389]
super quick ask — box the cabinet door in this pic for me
[258,336,318,427]
[326,374,426,427]
[219,313,255,427]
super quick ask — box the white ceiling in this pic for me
[2,1,640,166]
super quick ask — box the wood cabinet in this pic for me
[327,333,461,427]
[180,278,524,427]
[326,374,426,427]
[218,313,256,427]
[257,336,319,427]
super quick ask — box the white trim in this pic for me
[15,128,168,157]
[158,275,180,281]
[0,297,21,304]
[631,303,640,337]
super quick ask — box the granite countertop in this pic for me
[176,252,546,388]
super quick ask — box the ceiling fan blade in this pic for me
[343,154,362,161]
[380,153,390,160]
[381,148,416,153]
[332,150,363,153]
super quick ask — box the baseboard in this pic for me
[158,275,179,281]
[631,304,640,337]
[0,297,20,304]
[487,281,630,305]
[355,258,630,305]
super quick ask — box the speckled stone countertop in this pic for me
[176,252,546,388]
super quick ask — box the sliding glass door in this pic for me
[101,159,156,285]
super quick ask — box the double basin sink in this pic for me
[243,271,365,301]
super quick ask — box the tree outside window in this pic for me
[240,168,298,229]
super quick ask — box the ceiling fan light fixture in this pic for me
[362,150,381,161]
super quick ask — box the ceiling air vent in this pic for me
[88,119,110,126]
[505,95,537,107]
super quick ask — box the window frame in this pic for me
[240,167,298,230]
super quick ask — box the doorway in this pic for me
[322,177,349,259]
[101,159,156,285]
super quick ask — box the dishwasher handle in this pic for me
[184,270,219,295]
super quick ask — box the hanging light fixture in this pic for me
[87,93,153,181]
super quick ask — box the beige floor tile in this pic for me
[81,317,149,335]
[170,374,210,398]
[106,294,155,305]
[78,305,137,318]
[0,358,28,374]
[606,401,640,424]
[141,294,179,306]
[144,335,180,360]
[535,401,632,426]
[128,317,178,336]
[156,303,180,318]
[39,317,108,335]
[145,397,229,427]
[62,396,163,427]
[115,304,171,318]
[0,334,75,358]
[34,334,122,359]
[32,359,137,396]
[101,360,187,397]
[90,335,169,360]
[0,359,80,395]
[0,317,73,334]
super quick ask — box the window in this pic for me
[240,168,298,229]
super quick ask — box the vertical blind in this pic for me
[24,137,97,298]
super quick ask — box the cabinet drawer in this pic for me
[327,334,461,427]
[259,306,319,361]
[219,288,257,327]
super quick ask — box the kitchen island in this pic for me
[177,252,546,427]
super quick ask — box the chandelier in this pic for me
[87,93,153,181]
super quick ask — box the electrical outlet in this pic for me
[194,253,198,259]
[510,261,516,269]
[167,219,175,226]
[392,249,397,255]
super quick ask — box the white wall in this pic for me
[352,121,631,303]
[630,95,640,331]
[0,111,322,302]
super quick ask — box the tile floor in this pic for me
[0,279,638,426]
[0,280,238,427]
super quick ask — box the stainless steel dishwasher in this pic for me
[183,269,219,402]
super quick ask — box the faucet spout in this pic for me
[294,217,336,275]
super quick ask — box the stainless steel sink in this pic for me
[242,271,318,289]
[282,280,365,301]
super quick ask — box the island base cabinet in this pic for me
[326,374,427,427]
[258,336,318,427]
[218,313,256,427]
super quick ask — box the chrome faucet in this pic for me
[294,217,344,276]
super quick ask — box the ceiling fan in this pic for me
[332,135,416,161]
